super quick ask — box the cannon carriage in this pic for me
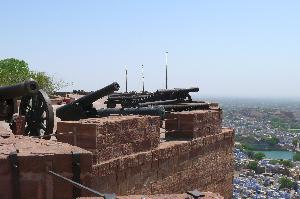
[0,80,54,138]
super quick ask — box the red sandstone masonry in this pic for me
[79,191,224,199]
[56,116,161,163]
[0,134,92,199]
[11,116,26,135]
[165,110,222,139]
[90,128,234,199]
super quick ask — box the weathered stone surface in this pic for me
[79,191,223,199]
[56,116,161,163]
[91,129,234,199]
[165,110,222,139]
[11,115,25,135]
[0,134,92,199]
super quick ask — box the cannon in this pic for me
[105,87,199,108]
[0,80,38,121]
[159,102,211,112]
[96,106,165,119]
[0,80,54,138]
[56,82,120,121]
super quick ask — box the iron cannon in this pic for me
[0,80,54,138]
[56,82,120,121]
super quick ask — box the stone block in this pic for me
[57,116,161,163]
[91,129,234,199]
[0,134,92,199]
[165,110,222,139]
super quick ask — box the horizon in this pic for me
[1,1,300,98]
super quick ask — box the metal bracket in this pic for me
[186,189,205,199]
[48,170,115,198]
[9,152,20,199]
[72,152,81,199]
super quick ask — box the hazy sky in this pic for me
[1,1,300,98]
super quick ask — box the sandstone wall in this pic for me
[56,116,161,164]
[91,128,234,199]
[0,133,92,199]
[165,110,222,138]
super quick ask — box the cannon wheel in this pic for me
[19,90,54,139]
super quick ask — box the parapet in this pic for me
[91,128,234,199]
[165,109,222,139]
[0,133,92,199]
[55,109,234,199]
[56,116,161,163]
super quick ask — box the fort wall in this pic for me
[56,109,234,199]
[0,134,92,199]
[91,129,234,199]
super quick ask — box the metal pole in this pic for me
[165,51,168,89]
[142,64,144,93]
[125,65,128,93]
[48,170,104,197]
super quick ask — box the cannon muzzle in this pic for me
[56,82,120,121]
[0,80,39,99]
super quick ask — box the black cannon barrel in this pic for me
[138,99,178,107]
[56,82,120,121]
[156,87,199,94]
[0,80,39,99]
[129,87,199,106]
[75,82,120,105]
[160,102,210,112]
[108,93,150,100]
[104,87,199,108]
[97,107,165,119]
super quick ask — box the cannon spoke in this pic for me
[20,90,54,139]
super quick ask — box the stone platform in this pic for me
[56,116,161,164]
[0,133,92,199]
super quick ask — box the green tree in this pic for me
[279,177,294,189]
[0,58,30,85]
[29,71,68,94]
[280,160,292,168]
[0,58,69,94]
[271,117,288,130]
[292,139,298,147]
[242,143,254,151]
[262,136,279,146]
[247,161,258,171]
[254,152,266,161]
[269,159,293,168]
[246,150,255,159]
[293,153,300,161]
[268,137,279,146]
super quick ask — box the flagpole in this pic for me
[165,51,168,89]
[142,64,145,93]
[125,65,128,93]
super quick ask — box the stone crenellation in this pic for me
[56,116,161,164]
